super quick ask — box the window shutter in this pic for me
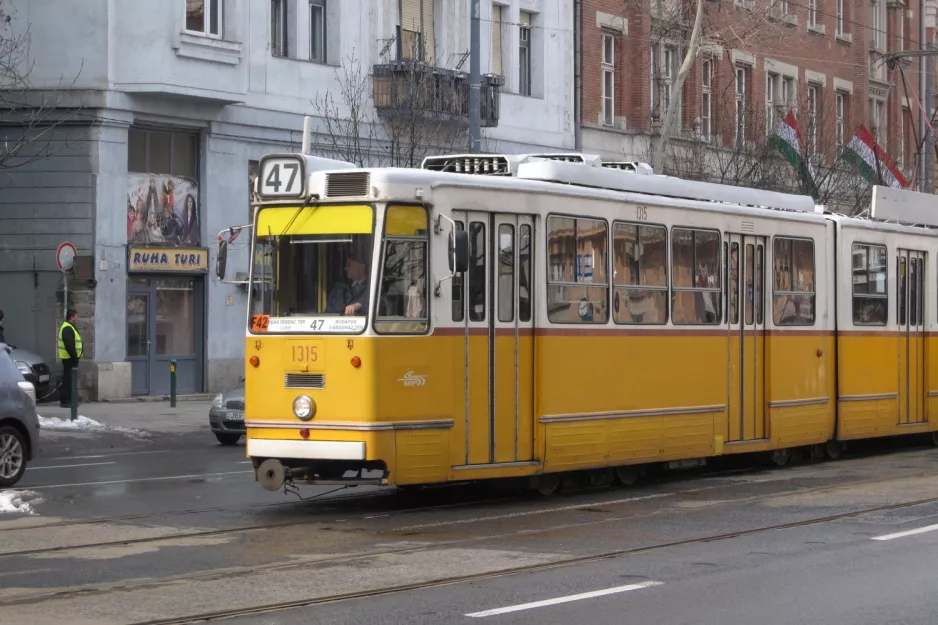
[400,0,421,60]
[492,5,503,75]
[423,0,436,63]
[520,11,531,26]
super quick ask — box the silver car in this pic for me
[209,378,245,446]
[0,343,39,487]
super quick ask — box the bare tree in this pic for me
[0,0,86,187]
[310,45,491,168]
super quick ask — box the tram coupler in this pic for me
[257,458,292,492]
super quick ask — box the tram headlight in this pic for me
[293,395,314,420]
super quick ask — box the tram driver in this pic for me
[325,254,369,316]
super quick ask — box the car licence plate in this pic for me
[39,374,50,382]
[227,412,244,421]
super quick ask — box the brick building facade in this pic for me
[579,0,938,198]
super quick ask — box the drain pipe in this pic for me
[573,0,582,151]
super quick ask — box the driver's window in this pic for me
[375,205,430,334]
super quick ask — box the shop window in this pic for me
[128,129,198,178]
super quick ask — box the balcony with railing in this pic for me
[372,61,503,128]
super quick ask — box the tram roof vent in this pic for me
[420,152,605,176]
[516,160,819,213]
[602,161,654,175]
[870,185,938,228]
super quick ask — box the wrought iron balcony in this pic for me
[372,61,502,128]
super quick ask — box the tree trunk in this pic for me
[652,0,705,173]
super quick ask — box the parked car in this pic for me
[209,377,245,445]
[0,343,39,487]
[10,347,53,402]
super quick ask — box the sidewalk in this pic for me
[37,398,213,436]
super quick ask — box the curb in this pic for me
[85,394,214,405]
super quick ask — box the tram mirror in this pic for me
[450,229,469,273]
[216,238,229,281]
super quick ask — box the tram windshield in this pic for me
[249,204,375,334]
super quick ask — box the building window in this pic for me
[773,237,816,325]
[128,129,198,178]
[671,228,722,325]
[808,0,817,28]
[701,59,713,141]
[186,0,222,37]
[766,72,778,133]
[546,216,609,324]
[735,66,748,149]
[871,0,886,51]
[807,84,820,155]
[519,12,532,96]
[782,76,795,110]
[870,98,886,149]
[836,0,844,35]
[613,222,668,324]
[897,8,905,51]
[398,0,435,62]
[491,4,503,76]
[651,44,676,123]
[852,243,887,325]
[769,0,788,18]
[602,32,615,126]
[836,91,847,148]
[310,0,326,62]
[271,0,288,57]
[899,107,908,167]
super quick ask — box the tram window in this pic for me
[909,258,918,326]
[851,243,887,325]
[519,224,532,322]
[498,224,515,322]
[729,242,739,324]
[546,215,609,324]
[612,222,667,324]
[745,244,754,325]
[773,237,815,326]
[670,228,722,325]
[452,221,465,322]
[898,257,907,325]
[375,205,429,334]
[755,245,764,324]
[468,222,486,322]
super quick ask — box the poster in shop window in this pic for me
[127,173,200,246]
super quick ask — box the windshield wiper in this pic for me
[278,196,316,238]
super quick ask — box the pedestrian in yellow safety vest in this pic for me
[57,309,82,408]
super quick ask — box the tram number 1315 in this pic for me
[635,205,648,221]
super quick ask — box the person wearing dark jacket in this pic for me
[0,309,5,344]
[57,309,83,407]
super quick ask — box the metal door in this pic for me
[455,211,535,465]
[727,234,767,442]
[898,249,926,424]
[127,290,150,395]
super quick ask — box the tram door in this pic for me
[727,234,767,442]
[897,250,926,424]
[456,212,536,465]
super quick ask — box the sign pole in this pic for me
[63,270,68,320]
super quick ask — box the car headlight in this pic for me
[212,393,224,409]
[293,395,314,420]
[15,361,31,376]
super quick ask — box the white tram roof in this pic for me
[269,151,826,221]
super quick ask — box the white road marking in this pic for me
[238,461,253,464]
[465,581,663,618]
[28,462,116,471]
[42,450,173,461]
[872,523,938,541]
[15,470,252,491]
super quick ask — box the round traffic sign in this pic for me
[56,241,77,271]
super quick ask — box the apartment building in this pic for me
[0,0,573,399]
[579,0,938,194]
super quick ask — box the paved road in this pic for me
[2,433,938,624]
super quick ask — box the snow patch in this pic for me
[0,490,42,515]
[37,415,150,438]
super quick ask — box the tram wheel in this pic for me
[614,466,640,486]
[769,448,791,467]
[824,440,844,460]
[531,473,562,496]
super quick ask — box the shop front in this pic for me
[126,248,207,395]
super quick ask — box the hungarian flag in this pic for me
[843,125,909,189]
[769,110,820,200]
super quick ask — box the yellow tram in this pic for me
[214,148,938,495]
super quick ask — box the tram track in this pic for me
[117,490,938,624]
[1,464,937,614]
[3,457,936,560]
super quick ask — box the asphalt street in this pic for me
[2,426,938,625]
